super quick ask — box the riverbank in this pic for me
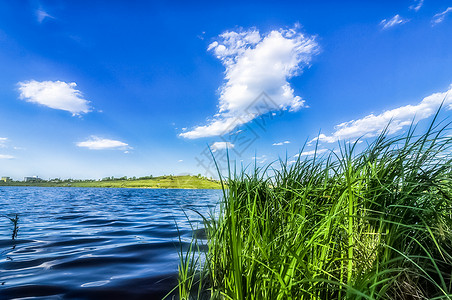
[0,175,222,189]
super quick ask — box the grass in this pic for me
[176,116,452,299]
[0,175,221,189]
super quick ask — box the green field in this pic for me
[0,175,221,189]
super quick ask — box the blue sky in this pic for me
[0,0,451,180]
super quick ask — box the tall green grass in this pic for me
[177,117,452,299]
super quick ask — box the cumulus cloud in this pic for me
[432,7,452,25]
[312,85,452,144]
[380,15,408,30]
[0,154,14,159]
[273,140,291,146]
[211,142,234,152]
[18,80,91,115]
[180,26,318,139]
[76,136,129,150]
[409,0,424,11]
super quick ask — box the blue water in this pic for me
[0,187,222,299]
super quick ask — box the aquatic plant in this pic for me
[3,214,19,240]
[176,113,452,299]
[176,212,205,300]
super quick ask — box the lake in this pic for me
[0,187,222,299]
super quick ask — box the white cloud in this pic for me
[251,154,268,163]
[380,15,409,30]
[77,136,129,150]
[409,0,424,11]
[211,142,235,152]
[313,85,452,144]
[178,159,184,163]
[18,80,91,115]
[0,137,7,148]
[273,140,291,146]
[180,26,318,139]
[432,7,452,25]
[294,149,328,157]
[36,9,54,23]
[0,154,14,159]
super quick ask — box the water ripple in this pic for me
[0,187,221,299]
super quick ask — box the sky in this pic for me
[0,0,451,180]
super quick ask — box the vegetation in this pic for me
[0,175,221,189]
[2,214,19,240]
[177,118,452,299]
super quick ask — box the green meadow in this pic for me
[0,175,221,189]
[176,119,452,299]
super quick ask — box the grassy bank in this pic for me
[0,175,221,189]
[177,120,452,299]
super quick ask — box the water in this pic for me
[0,187,222,299]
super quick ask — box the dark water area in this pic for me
[0,187,222,299]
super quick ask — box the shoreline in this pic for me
[0,185,221,189]
[0,175,222,190]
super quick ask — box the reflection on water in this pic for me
[0,187,221,299]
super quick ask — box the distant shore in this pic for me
[0,175,222,189]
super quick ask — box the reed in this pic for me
[3,214,19,240]
[177,116,452,299]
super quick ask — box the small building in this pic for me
[1,176,12,182]
[24,176,42,182]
